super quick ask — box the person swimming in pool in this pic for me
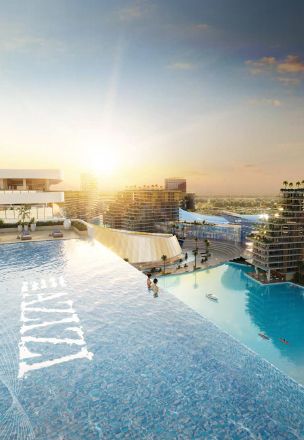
[146,273,152,290]
[151,278,159,298]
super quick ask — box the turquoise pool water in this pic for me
[159,263,304,385]
[1,240,304,438]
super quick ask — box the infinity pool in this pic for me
[1,240,304,439]
[159,263,304,385]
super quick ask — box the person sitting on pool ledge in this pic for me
[151,278,159,298]
[146,273,152,290]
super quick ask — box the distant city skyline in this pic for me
[1,0,303,194]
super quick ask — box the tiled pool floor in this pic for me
[0,239,304,439]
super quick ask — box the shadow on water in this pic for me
[245,278,304,364]
[220,264,252,291]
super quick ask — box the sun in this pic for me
[86,149,121,177]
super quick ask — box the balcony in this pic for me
[0,190,64,205]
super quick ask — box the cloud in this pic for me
[191,23,210,32]
[277,76,300,86]
[183,169,209,177]
[162,22,212,43]
[268,99,282,107]
[245,56,276,75]
[167,62,195,70]
[277,55,304,73]
[0,36,45,52]
[248,98,282,107]
[245,54,304,85]
[243,163,256,168]
[241,163,264,173]
[246,56,276,67]
[0,23,65,54]
[116,1,152,22]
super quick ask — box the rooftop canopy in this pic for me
[0,169,63,184]
[179,208,229,225]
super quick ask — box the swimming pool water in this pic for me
[159,263,304,385]
[0,240,304,439]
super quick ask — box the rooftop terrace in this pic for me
[0,227,79,245]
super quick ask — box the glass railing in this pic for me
[0,189,61,193]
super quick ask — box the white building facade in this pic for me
[0,169,64,222]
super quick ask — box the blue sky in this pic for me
[0,0,303,194]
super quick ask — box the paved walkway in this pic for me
[163,239,245,275]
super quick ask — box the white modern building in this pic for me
[0,169,64,222]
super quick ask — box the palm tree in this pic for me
[17,205,31,228]
[161,254,167,274]
[289,182,293,189]
[204,239,210,260]
[296,181,301,188]
[302,180,304,188]
[205,238,210,254]
[283,180,288,189]
[192,249,198,270]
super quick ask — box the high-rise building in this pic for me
[252,184,304,281]
[165,178,187,192]
[104,186,183,232]
[67,173,104,222]
[80,173,99,192]
[64,191,114,222]
[0,169,64,221]
[164,178,196,211]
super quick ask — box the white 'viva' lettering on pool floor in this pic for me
[18,278,93,378]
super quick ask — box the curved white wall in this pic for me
[93,226,182,265]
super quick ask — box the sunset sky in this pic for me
[0,0,303,194]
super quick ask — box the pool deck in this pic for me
[0,228,80,244]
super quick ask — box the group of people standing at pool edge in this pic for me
[146,273,159,297]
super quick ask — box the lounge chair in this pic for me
[18,231,32,241]
[49,229,64,238]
